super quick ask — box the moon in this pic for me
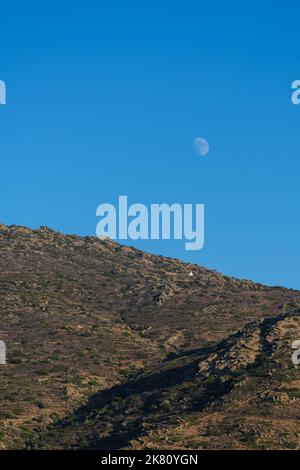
[194,137,209,157]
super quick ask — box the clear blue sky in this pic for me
[1,0,300,289]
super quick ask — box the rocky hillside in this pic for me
[0,223,299,449]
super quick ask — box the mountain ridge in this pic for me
[0,223,299,449]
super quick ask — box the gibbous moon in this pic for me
[194,137,209,157]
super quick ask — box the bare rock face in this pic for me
[152,282,179,306]
[198,322,262,377]
[263,391,293,404]
[198,310,300,380]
